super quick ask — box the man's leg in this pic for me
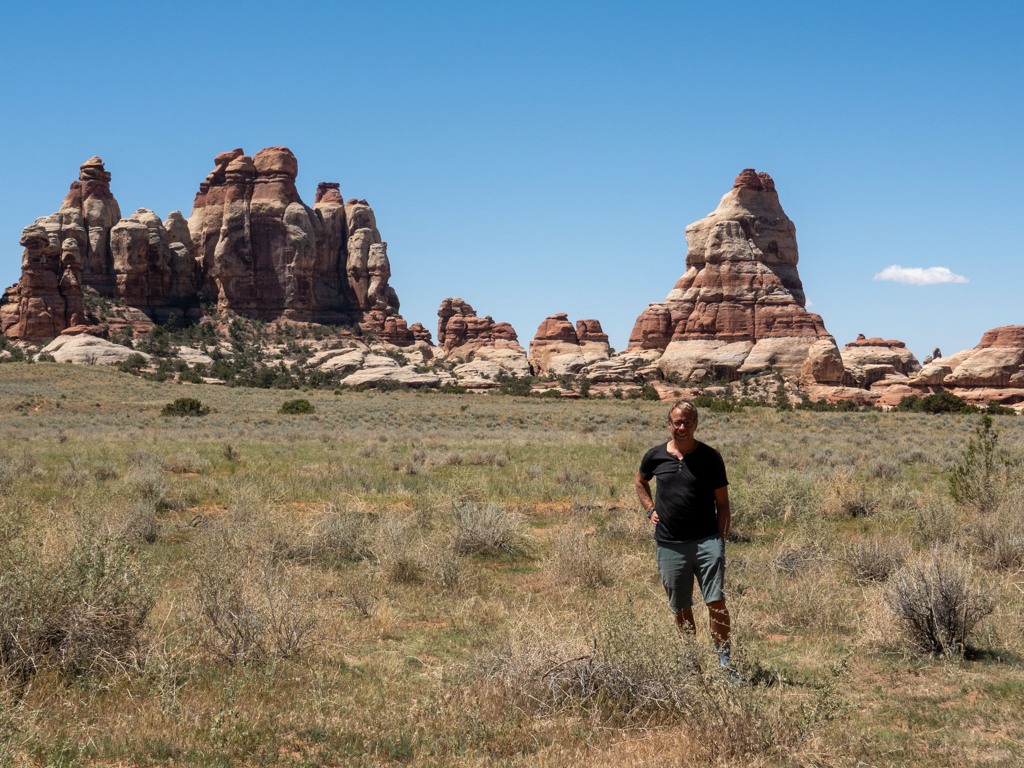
[707,599,730,645]
[675,607,697,635]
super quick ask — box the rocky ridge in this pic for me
[2,150,413,342]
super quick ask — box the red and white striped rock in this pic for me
[628,170,840,382]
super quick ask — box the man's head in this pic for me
[668,401,698,439]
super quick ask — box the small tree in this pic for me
[775,381,792,411]
[949,414,1004,510]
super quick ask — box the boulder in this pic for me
[309,348,367,375]
[452,359,504,388]
[585,350,664,384]
[627,170,840,383]
[174,346,214,366]
[341,364,440,389]
[40,335,148,365]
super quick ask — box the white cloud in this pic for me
[805,298,814,307]
[873,265,969,286]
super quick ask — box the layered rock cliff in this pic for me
[628,169,841,383]
[2,149,415,340]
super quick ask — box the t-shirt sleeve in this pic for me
[638,448,656,480]
[710,448,728,488]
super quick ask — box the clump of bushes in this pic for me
[279,398,314,414]
[896,392,975,414]
[450,501,522,556]
[160,397,210,417]
[886,554,992,657]
[0,526,154,682]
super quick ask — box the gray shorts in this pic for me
[656,534,725,612]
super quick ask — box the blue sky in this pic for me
[2,1,1021,360]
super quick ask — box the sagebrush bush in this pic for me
[450,501,522,556]
[965,492,1024,570]
[221,442,241,462]
[549,528,613,588]
[375,515,423,583]
[886,553,993,656]
[162,449,211,474]
[0,526,153,682]
[485,607,818,761]
[819,471,877,518]
[841,540,905,583]
[466,450,507,467]
[734,470,817,524]
[189,527,320,664]
[310,504,376,563]
[913,494,961,545]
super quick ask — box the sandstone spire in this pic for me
[628,169,842,383]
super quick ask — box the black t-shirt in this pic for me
[639,441,728,544]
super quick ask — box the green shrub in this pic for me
[497,374,534,397]
[640,384,660,401]
[440,384,467,394]
[279,398,315,414]
[535,388,563,398]
[949,414,1005,510]
[693,394,741,413]
[898,392,977,414]
[178,366,205,384]
[775,382,792,411]
[985,400,1016,415]
[160,397,210,417]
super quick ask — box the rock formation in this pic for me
[436,298,530,379]
[575,319,611,365]
[58,157,122,294]
[840,334,921,388]
[109,208,202,313]
[529,314,585,376]
[2,149,419,341]
[905,326,1024,406]
[188,146,400,324]
[628,169,841,383]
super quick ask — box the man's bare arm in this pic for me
[635,471,658,524]
[714,486,730,540]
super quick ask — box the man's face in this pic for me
[668,408,697,439]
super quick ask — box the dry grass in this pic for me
[1,364,1024,766]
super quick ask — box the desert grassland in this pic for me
[1,364,1024,768]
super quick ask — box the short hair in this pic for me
[668,400,698,424]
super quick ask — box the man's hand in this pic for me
[648,510,659,525]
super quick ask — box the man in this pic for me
[635,401,734,672]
